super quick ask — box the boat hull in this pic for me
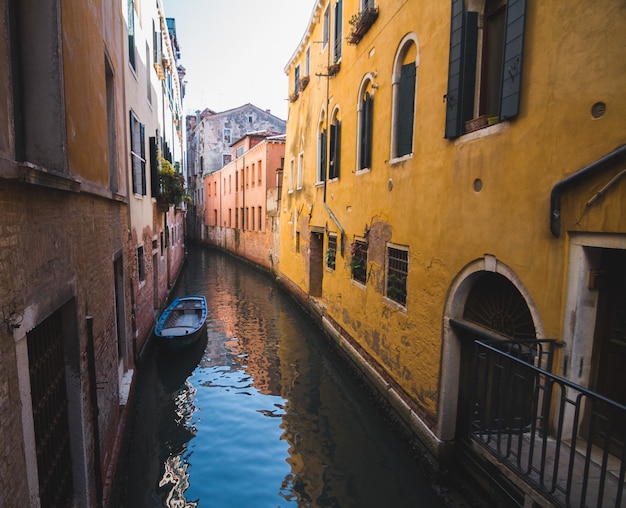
[155,296,208,351]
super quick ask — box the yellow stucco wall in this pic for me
[279,0,626,426]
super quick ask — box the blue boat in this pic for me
[155,296,208,351]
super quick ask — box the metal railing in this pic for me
[470,339,626,507]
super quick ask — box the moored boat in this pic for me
[155,296,207,351]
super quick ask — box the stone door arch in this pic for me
[438,255,545,441]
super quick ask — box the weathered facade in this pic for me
[124,0,187,362]
[0,0,185,505]
[279,0,626,505]
[203,131,285,271]
[186,104,286,241]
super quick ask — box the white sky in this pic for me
[162,0,314,121]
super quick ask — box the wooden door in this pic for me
[589,248,626,451]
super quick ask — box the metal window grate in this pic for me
[27,308,73,507]
[351,240,367,284]
[387,246,408,305]
[326,234,337,269]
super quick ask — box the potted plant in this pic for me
[157,156,187,209]
[347,6,379,45]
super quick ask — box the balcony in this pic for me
[466,338,626,507]
[347,6,379,45]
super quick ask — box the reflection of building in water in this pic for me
[159,455,198,508]
[158,380,198,507]
[201,259,283,396]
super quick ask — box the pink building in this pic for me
[204,131,285,272]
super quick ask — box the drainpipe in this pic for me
[549,144,626,237]
[317,39,346,255]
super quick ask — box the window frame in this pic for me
[129,111,146,195]
[329,107,341,180]
[385,243,409,307]
[350,239,368,285]
[357,75,375,172]
[390,34,419,162]
[326,233,337,270]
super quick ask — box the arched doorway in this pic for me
[455,272,538,437]
[438,256,544,442]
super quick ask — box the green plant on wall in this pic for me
[158,156,189,206]
[325,248,336,269]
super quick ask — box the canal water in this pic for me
[116,245,446,507]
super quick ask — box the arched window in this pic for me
[357,76,375,171]
[329,107,341,180]
[391,35,419,160]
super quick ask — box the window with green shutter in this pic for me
[444,0,527,139]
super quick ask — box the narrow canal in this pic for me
[116,245,448,507]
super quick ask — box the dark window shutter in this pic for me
[140,122,146,195]
[329,123,336,179]
[319,130,327,181]
[149,136,159,197]
[360,92,373,169]
[445,2,478,139]
[499,0,526,120]
[396,63,416,157]
[444,0,465,139]
[329,120,341,179]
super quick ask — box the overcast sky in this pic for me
[162,0,314,121]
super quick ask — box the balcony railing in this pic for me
[347,5,379,45]
[469,339,626,508]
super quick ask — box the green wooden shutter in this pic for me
[332,120,341,179]
[396,63,416,157]
[149,136,159,197]
[499,0,527,120]
[360,93,373,169]
[319,130,327,182]
[139,122,146,195]
[445,2,478,139]
[444,0,465,139]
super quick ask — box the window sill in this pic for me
[389,153,413,166]
[383,296,407,313]
[355,167,371,175]
[458,120,509,143]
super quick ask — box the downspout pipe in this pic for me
[550,144,626,237]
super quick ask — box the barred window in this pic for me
[326,234,337,270]
[351,240,367,284]
[386,245,408,305]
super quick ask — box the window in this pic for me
[297,152,304,190]
[386,245,408,306]
[258,160,262,185]
[128,0,136,70]
[258,206,262,231]
[236,146,244,158]
[137,246,145,282]
[241,207,244,228]
[235,208,238,228]
[214,210,218,225]
[351,239,367,284]
[224,128,231,143]
[391,36,418,159]
[444,0,527,139]
[326,234,337,270]
[296,231,301,253]
[357,78,374,171]
[305,47,310,76]
[322,6,330,47]
[329,108,341,179]
[223,154,231,166]
[294,64,301,94]
[105,56,118,192]
[252,163,255,186]
[334,0,343,62]
[130,111,146,195]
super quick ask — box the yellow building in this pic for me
[279,0,626,504]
